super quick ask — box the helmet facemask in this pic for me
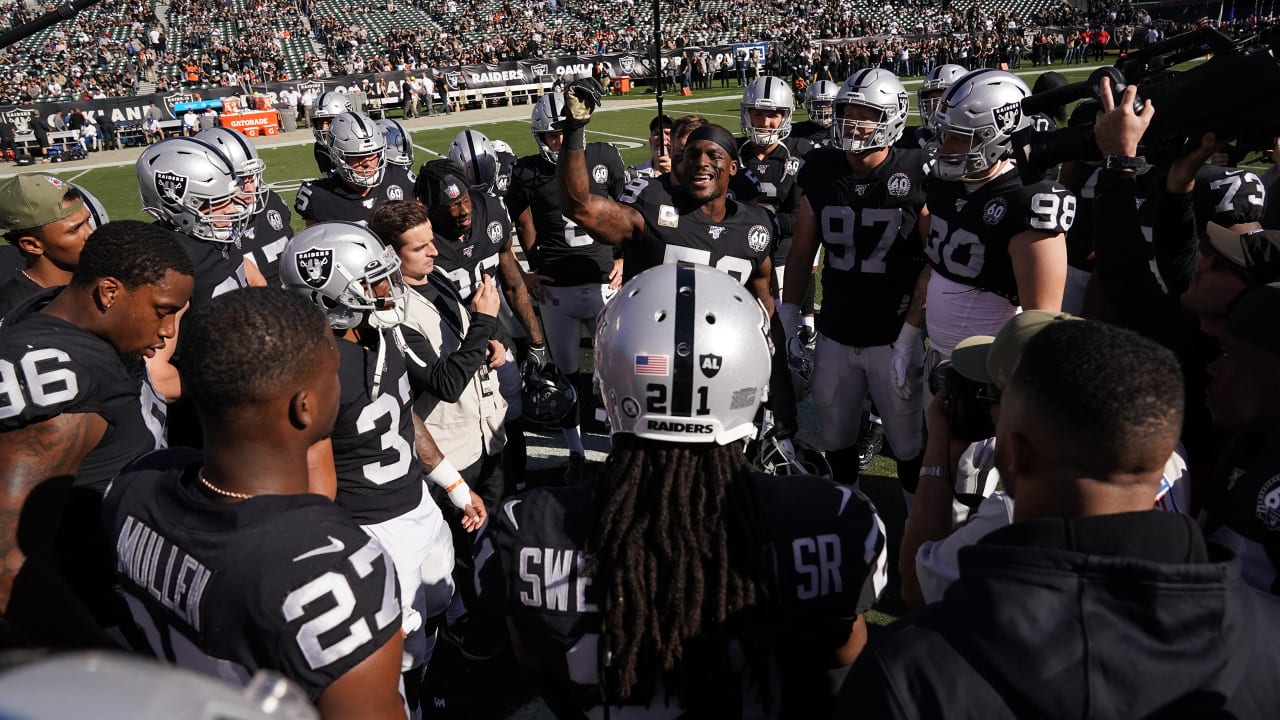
[833,102,899,153]
[926,121,1004,181]
[332,245,408,329]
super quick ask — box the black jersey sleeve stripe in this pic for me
[671,261,696,416]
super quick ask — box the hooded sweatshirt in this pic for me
[839,511,1280,719]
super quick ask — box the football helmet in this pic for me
[530,92,566,164]
[376,118,414,170]
[926,69,1031,181]
[311,90,353,143]
[136,137,252,245]
[756,435,832,478]
[280,221,407,330]
[832,68,909,153]
[917,64,967,127]
[804,79,840,128]
[326,112,387,188]
[72,183,108,230]
[448,129,498,190]
[197,126,268,213]
[740,76,794,146]
[489,139,514,155]
[594,262,772,445]
[521,361,577,425]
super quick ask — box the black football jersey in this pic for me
[332,332,424,524]
[432,190,513,301]
[925,170,1075,304]
[242,190,294,290]
[1193,165,1267,231]
[160,223,249,311]
[313,142,334,177]
[619,174,775,285]
[104,447,401,700]
[799,146,929,347]
[476,471,886,712]
[791,120,834,150]
[493,149,517,198]
[507,143,624,286]
[732,135,812,265]
[294,164,416,226]
[1203,441,1280,596]
[0,290,165,493]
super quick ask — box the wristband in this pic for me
[564,124,586,151]
[919,465,947,479]
[427,458,472,508]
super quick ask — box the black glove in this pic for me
[525,341,549,371]
[562,78,604,130]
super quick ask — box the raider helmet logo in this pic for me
[619,56,636,74]
[992,101,1022,135]
[154,171,188,206]
[296,248,334,289]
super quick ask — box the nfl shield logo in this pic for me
[296,248,333,289]
[154,171,188,206]
[619,56,636,74]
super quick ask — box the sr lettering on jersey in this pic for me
[792,533,843,600]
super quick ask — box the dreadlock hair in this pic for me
[586,433,776,712]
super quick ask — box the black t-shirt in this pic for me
[332,331,425,524]
[619,173,775,285]
[0,289,165,492]
[798,146,929,347]
[295,164,416,226]
[924,170,1075,305]
[103,447,401,700]
[432,190,513,301]
[242,190,294,289]
[507,143,624,286]
[476,470,886,713]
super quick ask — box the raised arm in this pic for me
[555,80,645,246]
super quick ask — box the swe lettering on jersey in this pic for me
[798,146,929,347]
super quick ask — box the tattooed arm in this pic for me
[0,412,107,615]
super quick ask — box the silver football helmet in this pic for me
[72,183,108,230]
[926,69,1031,181]
[489,139,514,155]
[136,137,252,245]
[530,92,566,163]
[311,90,353,143]
[918,64,967,128]
[740,76,794,146]
[280,221,407,330]
[448,129,498,190]
[326,112,387,188]
[832,68,910,153]
[197,126,268,213]
[804,79,840,128]
[376,118,414,170]
[594,262,772,445]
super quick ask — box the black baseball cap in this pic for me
[649,114,673,132]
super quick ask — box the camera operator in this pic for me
[1091,76,1278,510]
[899,310,1192,610]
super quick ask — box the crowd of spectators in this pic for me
[0,0,1273,105]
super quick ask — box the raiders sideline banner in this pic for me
[0,45,754,131]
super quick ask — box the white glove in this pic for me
[889,323,924,401]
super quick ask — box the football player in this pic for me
[476,262,887,717]
[792,79,839,148]
[916,64,967,135]
[103,288,407,720]
[377,118,416,181]
[310,90,353,177]
[281,223,485,709]
[197,126,293,289]
[136,137,259,402]
[415,159,545,489]
[917,69,1073,374]
[0,221,191,643]
[507,91,626,467]
[295,112,416,227]
[782,69,930,496]
[448,128,505,197]
[557,83,776,308]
